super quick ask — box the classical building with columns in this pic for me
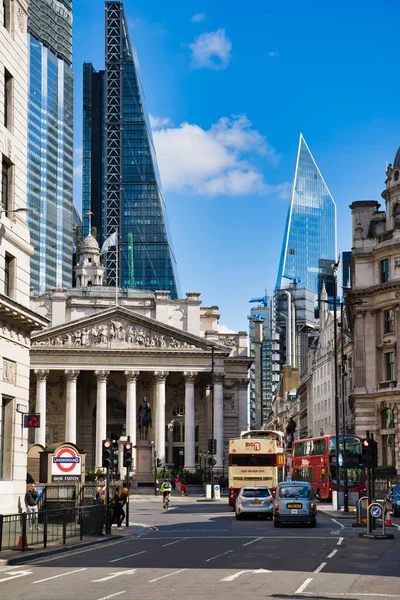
[347,148,400,472]
[29,236,250,476]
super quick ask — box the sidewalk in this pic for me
[317,503,357,519]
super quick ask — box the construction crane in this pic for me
[249,293,269,307]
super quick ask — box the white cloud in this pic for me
[188,29,232,70]
[151,113,282,196]
[218,323,237,334]
[149,114,172,130]
[267,51,279,58]
[191,12,206,23]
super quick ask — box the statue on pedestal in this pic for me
[137,397,152,440]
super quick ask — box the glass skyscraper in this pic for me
[27,0,74,293]
[83,1,179,298]
[276,134,336,296]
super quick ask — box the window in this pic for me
[380,259,389,283]
[382,434,395,467]
[4,252,15,297]
[1,157,12,212]
[385,352,395,381]
[382,408,394,429]
[0,396,13,480]
[2,0,10,31]
[4,69,12,130]
[384,309,394,334]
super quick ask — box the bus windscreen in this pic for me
[230,454,277,467]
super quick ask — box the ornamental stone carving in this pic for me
[218,334,238,347]
[64,370,80,382]
[154,371,169,383]
[35,369,49,381]
[34,320,199,350]
[17,6,25,32]
[95,370,109,382]
[184,371,197,383]
[3,359,16,384]
[237,378,250,389]
[125,370,139,382]
[223,393,235,412]
[214,372,225,384]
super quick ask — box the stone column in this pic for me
[95,370,109,468]
[125,370,139,470]
[154,371,169,465]
[35,370,49,446]
[214,372,224,468]
[184,371,197,471]
[64,370,80,444]
[167,425,174,464]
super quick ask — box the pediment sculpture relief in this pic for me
[34,319,199,350]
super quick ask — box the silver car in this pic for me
[235,486,273,520]
[273,481,317,527]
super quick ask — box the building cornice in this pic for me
[0,294,49,331]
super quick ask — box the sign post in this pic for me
[51,446,82,482]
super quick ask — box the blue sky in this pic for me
[72,0,400,332]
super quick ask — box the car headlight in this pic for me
[396,500,400,504]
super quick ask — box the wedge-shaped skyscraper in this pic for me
[276,134,337,296]
[83,1,179,298]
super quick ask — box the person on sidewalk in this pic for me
[111,486,122,529]
[117,487,128,529]
[25,484,40,530]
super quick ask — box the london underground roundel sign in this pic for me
[52,446,81,479]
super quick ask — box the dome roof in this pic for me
[394,147,400,169]
[81,235,99,251]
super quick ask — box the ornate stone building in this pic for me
[29,236,251,475]
[347,148,400,471]
[0,0,48,513]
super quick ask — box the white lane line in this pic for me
[314,562,327,573]
[33,568,87,584]
[97,592,127,600]
[206,549,233,562]
[148,568,187,583]
[330,518,345,529]
[162,538,187,547]
[295,578,313,594]
[326,549,338,559]
[92,569,136,583]
[221,569,271,582]
[109,550,146,563]
[0,571,32,584]
[242,537,263,547]
[337,537,344,545]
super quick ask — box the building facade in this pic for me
[27,0,74,293]
[276,134,337,297]
[83,1,179,298]
[347,151,400,471]
[0,0,48,513]
[29,236,250,475]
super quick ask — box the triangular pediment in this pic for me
[31,307,227,354]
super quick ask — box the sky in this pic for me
[72,0,400,333]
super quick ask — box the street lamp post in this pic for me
[332,261,341,511]
[210,346,215,499]
[340,303,349,512]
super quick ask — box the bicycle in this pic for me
[163,493,170,510]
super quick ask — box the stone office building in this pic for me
[347,148,400,471]
[29,236,250,475]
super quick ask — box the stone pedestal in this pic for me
[132,439,154,491]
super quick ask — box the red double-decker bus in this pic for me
[291,435,366,500]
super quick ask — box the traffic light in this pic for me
[208,438,217,455]
[123,442,132,469]
[102,439,112,469]
[156,458,162,468]
[112,440,118,471]
[362,438,377,468]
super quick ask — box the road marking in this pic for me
[296,593,400,598]
[331,518,345,529]
[337,537,344,545]
[221,568,271,582]
[97,592,127,600]
[33,568,86,584]
[92,569,136,582]
[0,570,32,584]
[162,538,187,547]
[22,537,130,564]
[242,537,263,547]
[206,549,233,562]
[295,578,313,594]
[326,549,338,558]
[109,550,146,563]
[314,562,327,573]
[148,568,187,583]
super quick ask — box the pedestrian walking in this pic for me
[180,477,187,496]
[111,486,122,528]
[117,487,128,529]
[25,483,40,530]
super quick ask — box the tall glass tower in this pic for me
[27,0,74,293]
[83,1,179,299]
[276,134,336,296]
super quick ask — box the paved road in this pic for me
[1,497,400,600]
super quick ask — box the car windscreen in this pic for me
[242,488,270,498]
[392,487,400,497]
[279,486,310,499]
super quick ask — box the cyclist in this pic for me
[160,480,172,508]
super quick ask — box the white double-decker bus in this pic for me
[228,430,286,507]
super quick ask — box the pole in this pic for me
[260,337,263,428]
[211,346,215,499]
[340,303,349,512]
[115,228,119,306]
[332,261,341,511]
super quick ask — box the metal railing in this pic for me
[0,503,110,553]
